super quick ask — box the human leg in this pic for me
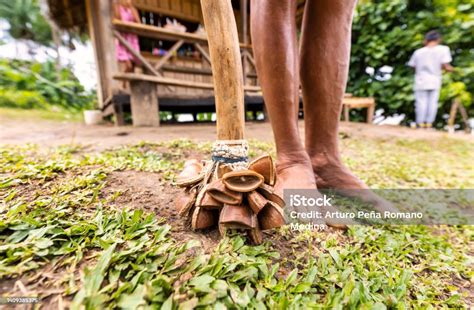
[251,0,316,193]
[299,0,362,190]
[299,0,396,213]
[415,90,429,126]
[425,89,440,126]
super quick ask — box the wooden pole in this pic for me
[240,0,249,88]
[85,0,105,107]
[200,0,245,140]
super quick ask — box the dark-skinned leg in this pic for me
[300,0,397,213]
[251,0,316,194]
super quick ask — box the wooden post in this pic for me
[200,0,245,140]
[344,105,350,122]
[86,0,119,108]
[240,0,249,88]
[85,0,105,106]
[130,81,160,127]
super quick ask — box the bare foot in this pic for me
[310,151,398,214]
[275,151,348,228]
[274,151,316,195]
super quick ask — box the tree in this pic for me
[0,0,53,47]
[348,0,473,127]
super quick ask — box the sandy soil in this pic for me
[1,117,471,149]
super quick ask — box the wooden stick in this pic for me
[193,43,212,65]
[114,31,173,92]
[244,51,257,69]
[200,0,245,140]
[154,40,184,70]
[113,30,160,77]
[240,0,249,87]
[447,99,459,128]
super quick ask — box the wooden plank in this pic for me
[244,50,256,69]
[113,72,261,92]
[155,40,184,70]
[193,43,212,64]
[86,0,119,107]
[113,30,161,76]
[133,3,201,22]
[343,97,375,107]
[85,0,104,106]
[162,64,212,75]
[240,0,248,87]
[99,0,119,97]
[130,81,160,126]
[112,19,253,49]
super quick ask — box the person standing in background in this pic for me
[408,30,453,129]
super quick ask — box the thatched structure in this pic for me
[42,0,306,126]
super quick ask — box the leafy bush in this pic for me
[0,88,47,109]
[349,0,473,127]
[0,58,95,111]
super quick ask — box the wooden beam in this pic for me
[112,20,252,49]
[99,0,119,99]
[162,64,212,75]
[85,0,105,107]
[113,72,261,92]
[244,51,256,69]
[133,3,201,23]
[113,30,161,76]
[161,64,258,78]
[154,40,184,70]
[193,43,211,65]
[241,0,249,87]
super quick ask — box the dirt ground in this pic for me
[1,117,472,307]
[1,117,472,149]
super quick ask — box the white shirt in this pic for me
[408,45,452,90]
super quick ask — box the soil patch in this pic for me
[105,170,221,251]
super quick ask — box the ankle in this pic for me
[307,150,341,168]
[275,149,312,170]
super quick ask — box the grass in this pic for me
[0,136,473,309]
[0,107,83,122]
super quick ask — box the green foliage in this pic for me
[0,88,47,109]
[350,0,474,126]
[0,58,95,110]
[0,0,52,46]
[0,138,473,308]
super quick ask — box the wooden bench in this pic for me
[342,97,375,124]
